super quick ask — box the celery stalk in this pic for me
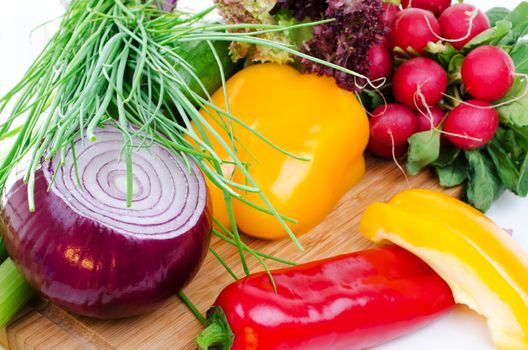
[0,258,34,327]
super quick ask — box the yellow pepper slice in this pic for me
[197,63,369,239]
[359,189,528,350]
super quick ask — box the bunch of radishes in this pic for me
[366,0,517,158]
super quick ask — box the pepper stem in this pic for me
[195,306,234,350]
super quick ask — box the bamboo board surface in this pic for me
[1,157,460,350]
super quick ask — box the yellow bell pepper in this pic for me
[197,63,369,239]
[359,189,528,350]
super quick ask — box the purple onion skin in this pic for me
[0,129,212,319]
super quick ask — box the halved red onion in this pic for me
[0,126,211,319]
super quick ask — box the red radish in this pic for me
[368,43,394,81]
[416,106,445,132]
[439,4,490,50]
[383,2,401,25]
[390,8,441,53]
[367,137,408,158]
[392,57,448,110]
[370,104,418,146]
[443,100,499,150]
[401,0,451,17]
[462,45,515,102]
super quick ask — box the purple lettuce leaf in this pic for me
[301,0,387,92]
[274,0,328,20]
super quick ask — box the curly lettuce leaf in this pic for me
[215,0,385,90]
[214,0,299,63]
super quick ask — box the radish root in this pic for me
[414,85,483,143]
[443,73,528,109]
[389,131,411,187]
[424,10,479,44]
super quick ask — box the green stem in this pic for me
[0,238,7,263]
[195,306,234,350]
[0,258,34,327]
[178,291,205,325]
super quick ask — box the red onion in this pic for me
[0,127,211,319]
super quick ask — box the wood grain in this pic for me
[0,158,460,350]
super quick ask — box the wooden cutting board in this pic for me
[0,157,460,350]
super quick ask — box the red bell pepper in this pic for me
[196,245,454,350]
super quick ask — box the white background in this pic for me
[0,1,525,349]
